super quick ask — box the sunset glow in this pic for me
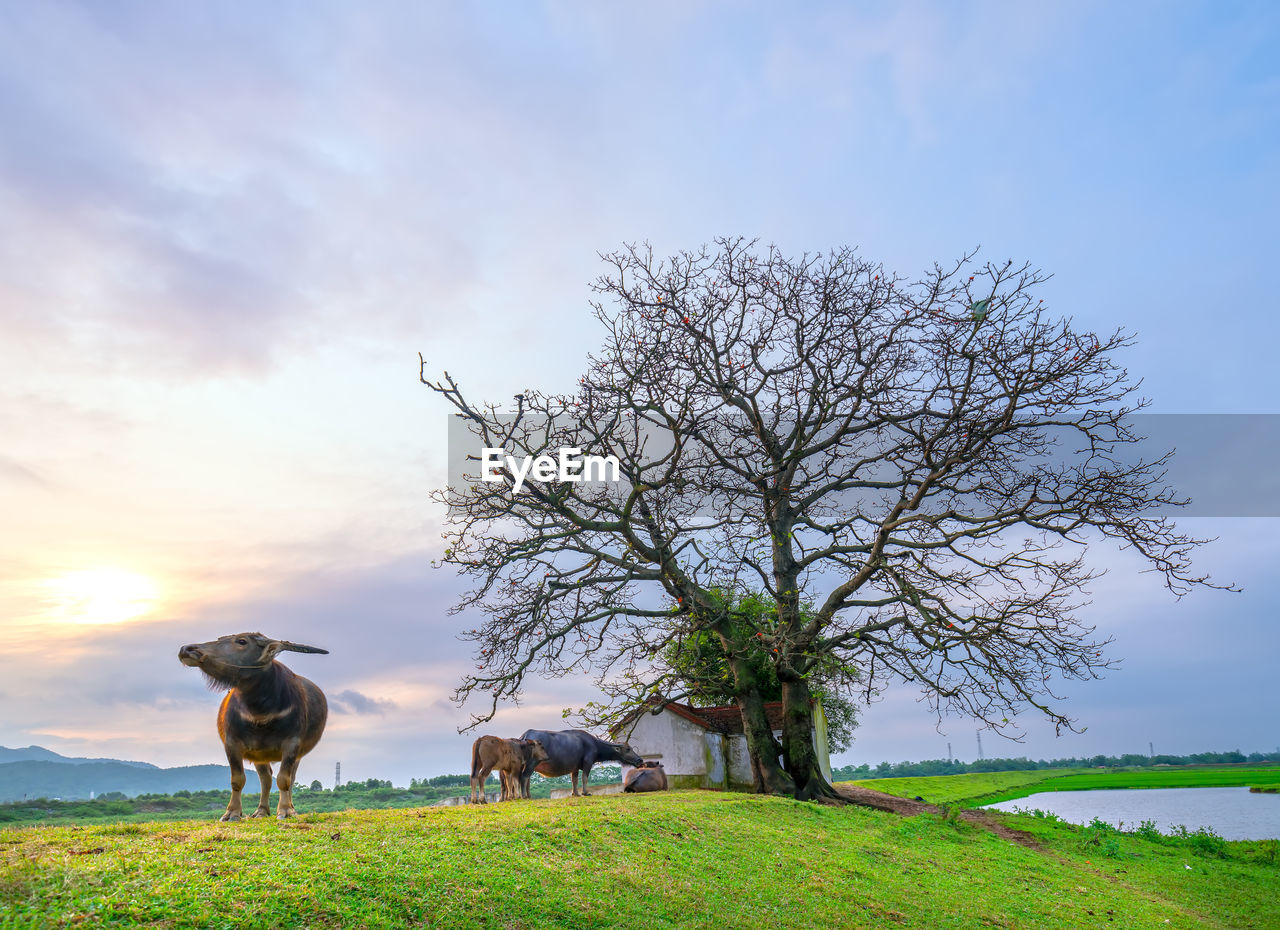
[44,569,159,625]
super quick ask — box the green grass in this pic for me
[2,790,1277,928]
[852,763,1280,808]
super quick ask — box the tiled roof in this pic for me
[687,702,785,733]
[616,698,784,736]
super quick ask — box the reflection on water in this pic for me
[983,786,1280,841]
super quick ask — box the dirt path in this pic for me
[835,784,1045,851]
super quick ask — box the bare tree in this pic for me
[423,238,1223,801]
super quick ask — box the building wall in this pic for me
[622,705,831,791]
[621,707,712,779]
[620,709,673,764]
[434,792,498,806]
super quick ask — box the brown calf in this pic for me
[469,736,549,804]
[623,760,668,793]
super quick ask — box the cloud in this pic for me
[0,2,648,380]
[330,689,396,715]
[760,4,1089,143]
[0,454,52,489]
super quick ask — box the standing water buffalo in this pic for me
[178,632,328,821]
[518,729,643,797]
[469,735,549,803]
[623,760,668,793]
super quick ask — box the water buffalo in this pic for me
[469,735,549,803]
[518,729,643,797]
[178,632,328,821]
[623,760,668,793]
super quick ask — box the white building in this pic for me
[612,699,832,791]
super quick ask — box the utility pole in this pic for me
[976,731,984,761]
[335,761,341,790]
[1149,741,1155,759]
[947,742,953,763]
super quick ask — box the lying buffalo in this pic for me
[470,735,549,804]
[623,760,667,793]
[518,728,643,797]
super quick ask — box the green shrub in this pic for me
[1259,840,1279,866]
[1169,824,1227,858]
[1078,817,1123,858]
[1133,819,1162,842]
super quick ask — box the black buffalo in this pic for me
[518,729,643,797]
[178,632,328,821]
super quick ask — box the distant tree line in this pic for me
[832,749,1280,781]
[335,778,393,791]
[410,774,469,788]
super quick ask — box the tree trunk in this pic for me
[717,628,794,796]
[779,676,842,802]
[736,684,794,796]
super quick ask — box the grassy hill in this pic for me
[2,790,1277,928]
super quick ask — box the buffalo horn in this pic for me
[279,641,329,654]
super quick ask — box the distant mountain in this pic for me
[0,745,157,769]
[0,760,228,803]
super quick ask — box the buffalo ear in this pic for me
[279,641,329,654]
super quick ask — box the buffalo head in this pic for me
[179,632,327,688]
[612,741,644,767]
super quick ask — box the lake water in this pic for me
[982,786,1280,841]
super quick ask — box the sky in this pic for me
[0,1,1277,788]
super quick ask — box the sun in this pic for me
[44,568,159,625]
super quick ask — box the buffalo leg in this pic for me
[580,756,596,796]
[248,763,273,817]
[221,751,246,822]
[276,751,300,819]
[471,764,492,804]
